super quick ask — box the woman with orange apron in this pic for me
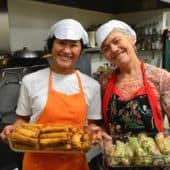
[23,70,89,170]
[0,19,102,170]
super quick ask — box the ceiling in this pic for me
[33,0,170,14]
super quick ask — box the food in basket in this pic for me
[155,132,170,154]
[105,132,170,167]
[138,133,161,156]
[8,123,91,152]
[9,123,41,149]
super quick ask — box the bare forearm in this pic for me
[14,115,30,127]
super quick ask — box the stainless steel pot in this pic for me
[11,49,40,66]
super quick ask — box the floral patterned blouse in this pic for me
[100,63,170,123]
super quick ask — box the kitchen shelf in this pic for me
[84,48,100,53]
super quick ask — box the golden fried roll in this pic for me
[39,138,68,147]
[81,133,90,141]
[80,142,91,151]
[12,143,38,151]
[68,127,77,133]
[70,133,82,148]
[39,132,69,139]
[77,129,85,135]
[9,132,38,148]
[21,123,43,130]
[15,127,40,138]
[42,144,72,151]
[40,126,69,133]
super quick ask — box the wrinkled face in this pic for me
[101,30,135,67]
[51,39,82,73]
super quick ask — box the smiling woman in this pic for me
[50,39,82,74]
[96,20,170,135]
[0,19,102,170]
[89,21,170,168]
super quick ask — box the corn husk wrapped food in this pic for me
[105,132,170,167]
[155,133,170,154]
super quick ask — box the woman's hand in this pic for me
[0,124,15,142]
[0,116,29,143]
[85,124,112,148]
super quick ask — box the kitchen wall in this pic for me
[7,0,170,74]
[7,0,113,51]
[0,3,10,52]
[8,0,170,52]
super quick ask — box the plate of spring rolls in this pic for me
[8,123,91,153]
[104,132,170,167]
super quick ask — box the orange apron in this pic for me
[23,69,89,170]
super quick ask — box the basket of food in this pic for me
[104,132,170,167]
[8,123,91,153]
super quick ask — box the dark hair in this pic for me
[45,36,86,53]
[160,29,170,51]
[46,36,56,53]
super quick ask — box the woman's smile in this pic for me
[112,49,126,62]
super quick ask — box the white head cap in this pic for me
[96,19,136,48]
[48,19,89,45]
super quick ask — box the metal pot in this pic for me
[11,49,40,66]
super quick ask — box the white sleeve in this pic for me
[16,76,32,116]
[87,82,102,120]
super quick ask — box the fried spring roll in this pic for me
[21,123,43,130]
[70,133,82,147]
[39,132,69,139]
[12,143,38,150]
[15,127,40,138]
[39,138,68,146]
[9,132,38,147]
[81,133,90,141]
[40,126,69,133]
[42,144,72,151]
[80,142,91,151]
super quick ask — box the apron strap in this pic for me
[102,74,115,125]
[141,62,163,132]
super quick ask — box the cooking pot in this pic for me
[11,49,40,66]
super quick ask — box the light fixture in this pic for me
[160,0,170,3]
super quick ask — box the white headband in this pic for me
[48,19,89,45]
[96,19,136,48]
